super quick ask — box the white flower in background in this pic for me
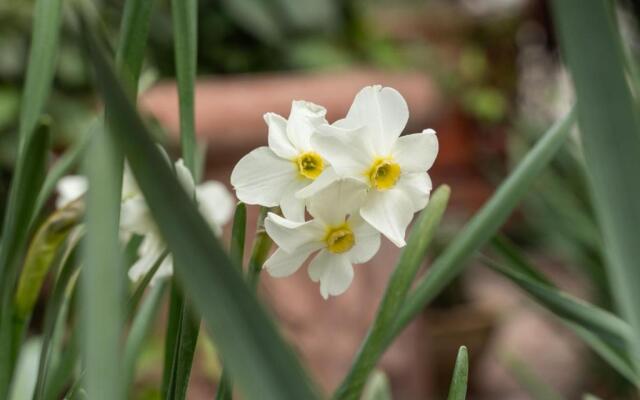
[56,159,234,285]
[304,85,439,247]
[263,179,380,299]
[56,176,88,208]
[124,159,234,284]
[230,100,332,221]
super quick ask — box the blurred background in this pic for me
[1,0,638,398]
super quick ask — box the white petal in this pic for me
[312,125,373,178]
[128,235,168,283]
[174,159,196,198]
[122,163,141,200]
[308,251,354,299]
[264,212,325,253]
[393,129,439,173]
[360,188,414,247]
[280,179,308,221]
[295,167,339,199]
[307,178,367,226]
[344,85,409,155]
[120,195,156,236]
[230,147,297,207]
[264,247,314,278]
[197,181,235,233]
[56,175,88,208]
[286,100,327,151]
[265,112,297,159]
[396,172,432,212]
[348,214,381,263]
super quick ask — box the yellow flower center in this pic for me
[325,223,355,254]
[295,151,324,180]
[366,157,401,190]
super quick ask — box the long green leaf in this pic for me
[123,281,167,392]
[388,109,575,343]
[0,123,50,397]
[484,238,639,384]
[32,125,93,228]
[551,0,640,367]
[334,185,450,399]
[164,1,199,395]
[14,202,83,324]
[447,346,468,400]
[80,0,156,397]
[216,202,247,400]
[171,0,197,172]
[247,207,272,287]
[84,26,319,400]
[33,237,82,400]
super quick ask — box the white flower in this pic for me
[125,159,234,284]
[304,85,439,247]
[263,179,380,299]
[56,175,89,208]
[230,100,332,221]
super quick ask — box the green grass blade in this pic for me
[551,0,640,368]
[85,27,318,400]
[447,346,469,400]
[388,109,575,342]
[216,202,247,400]
[82,128,126,400]
[247,207,272,287]
[33,238,81,400]
[115,0,156,95]
[334,185,450,399]
[164,1,199,394]
[231,202,247,268]
[0,123,50,397]
[123,281,167,393]
[171,0,197,171]
[14,202,83,325]
[482,252,631,350]
[17,0,63,147]
[32,125,93,227]
[127,250,168,321]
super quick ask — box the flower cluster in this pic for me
[57,157,234,285]
[231,85,439,299]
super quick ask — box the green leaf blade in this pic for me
[447,346,468,400]
[85,26,319,400]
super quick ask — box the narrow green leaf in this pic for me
[165,1,199,394]
[32,124,93,228]
[334,185,450,399]
[84,27,318,400]
[230,202,247,268]
[17,0,63,147]
[81,129,125,400]
[247,207,272,287]
[216,202,247,400]
[388,109,575,343]
[551,0,640,367]
[447,346,468,400]
[0,122,50,397]
[33,237,82,400]
[115,0,156,95]
[123,281,167,392]
[127,250,168,321]
[14,202,83,323]
[171,0,197,172]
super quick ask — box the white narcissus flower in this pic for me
[263,179,380,299]
[56,175,89,209]
[230,101,333,221]
[304,85,439,247]
[124,159,234,284]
